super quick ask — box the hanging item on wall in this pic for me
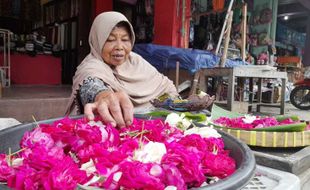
[145,0,152,15]
[204,16,215,51]
[249,33,258,46]
[252,11,261,25]
[136,26,146,41]
[232,33,242,49]
[246,52,255,64]
[204,32,215,51]
[258,32,269,45]
[133,0,154,43]
[212,0,225,11]
[259,8,272,24]
[257,51,269,65]
[268,43,277,55]
[136,0,153,16]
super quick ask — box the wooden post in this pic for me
[217,11,233,101]
[176,61,180,91]
[215,0,235,55]
[239,3,247,101]
[189,70,200,96]
[241,3,247,61]
[219,11,234,67]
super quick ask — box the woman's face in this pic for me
[101,26,132,66]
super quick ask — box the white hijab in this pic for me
[66,11,178,114]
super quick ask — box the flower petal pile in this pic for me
[0,117,236,190]
[213,115,296,130]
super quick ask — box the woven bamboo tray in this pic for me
[215,127,310,148]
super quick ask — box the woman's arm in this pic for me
[79,77,110,106]
[79,77,133,127]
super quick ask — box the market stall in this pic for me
[0,1,309,190]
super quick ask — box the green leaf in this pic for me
[146,110,207,122]
[275,115,300,122]
[146,110,171,118]
[252,122,307,132]
[211,104,243,120]
[183,112,207,122]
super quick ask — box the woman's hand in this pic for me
[84,90,134,127]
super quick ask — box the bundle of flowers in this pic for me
[213,115,298,130]
[0,117,236,190]
[209,104,308,132]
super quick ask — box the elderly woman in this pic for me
[66,11,178,127]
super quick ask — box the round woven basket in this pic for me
[215,127,310,147]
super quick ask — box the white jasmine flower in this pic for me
[12,158,23,167]
[165,186,177,190]
[185,126,221,138]
[113,172,122,182]
[179,113,192,130]
[165,113,192,130]
[69,151,79,163]
[99,127,109,141]
[199,181,208,187]
[134,141,166,163]
[242,115,257,124]
[209,176,220,184]
[255,124,264,128]
[165,113,182,126]
[150,165,163,176]
[80,159,96,176]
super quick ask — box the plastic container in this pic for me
[0,116,256,190]
[243,165,300,190]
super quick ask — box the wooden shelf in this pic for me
[41,0,80,84]
[43,0,79,26]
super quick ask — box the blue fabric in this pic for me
[133,43,248,74]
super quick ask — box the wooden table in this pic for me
[198,65,288,114]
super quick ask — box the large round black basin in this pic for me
[0,116,255,190]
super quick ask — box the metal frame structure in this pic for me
[0,29,12,87]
